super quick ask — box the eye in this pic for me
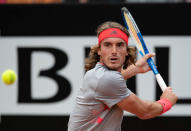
[117,42,125,47]
[103,42,111,47]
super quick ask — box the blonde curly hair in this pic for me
[85,21,137,72]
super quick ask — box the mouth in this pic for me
[109,57,119,63]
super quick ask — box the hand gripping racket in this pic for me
[121,7,167,92]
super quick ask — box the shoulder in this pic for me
[97,70,126,90]
[102,70,124,83]
[85,63,125,83]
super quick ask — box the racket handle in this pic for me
[147,58,168,92]
[147,58,159,75]
[156,74,168,92]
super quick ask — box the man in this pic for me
[68,21,178,131]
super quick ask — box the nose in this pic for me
[112,46,117,55]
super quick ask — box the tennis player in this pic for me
[68,21,178,131]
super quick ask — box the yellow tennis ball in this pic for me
[2,70,17,85]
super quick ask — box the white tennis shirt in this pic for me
[68,63,132,131]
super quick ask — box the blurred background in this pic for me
[0,0,191,131]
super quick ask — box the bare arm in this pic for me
[121,64,137,80]
[117,93,162,119]
[121,53,155,80]
[117,87,178,120]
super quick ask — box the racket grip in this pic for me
[147,58,159,75]
[156,74,168,92]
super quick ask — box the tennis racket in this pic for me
[121,7,167,92]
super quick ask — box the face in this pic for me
[98,37,128,72]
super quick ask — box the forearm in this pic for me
[139,100,163,120]
[121,64,137,80]
[121,53,154,80]
[139,88,176,119]
[118,94,163,120]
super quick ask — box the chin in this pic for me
[107,64,121,71]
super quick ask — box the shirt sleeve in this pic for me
[95,71,131,108]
